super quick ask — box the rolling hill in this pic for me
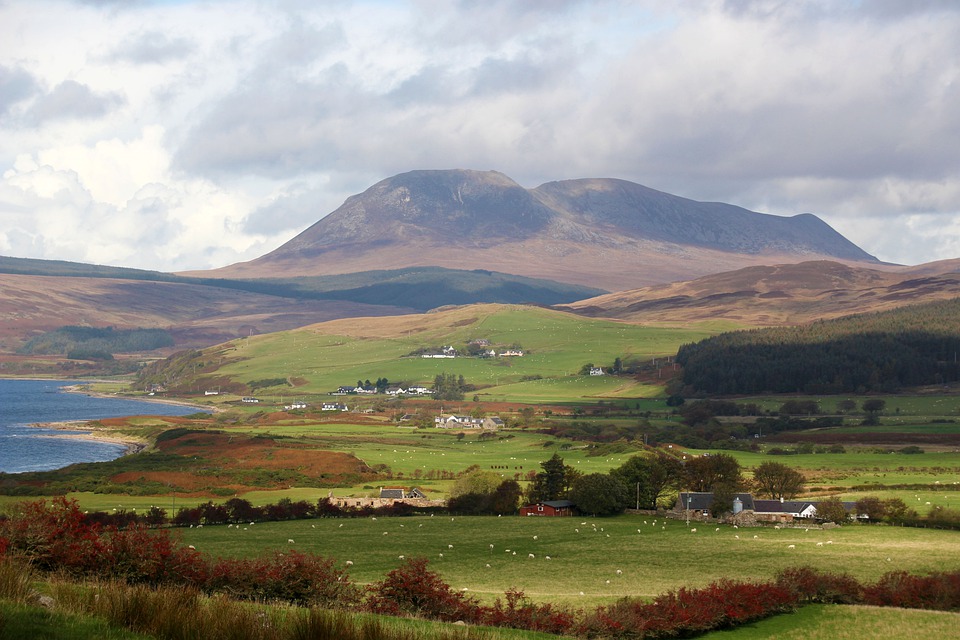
[202,169,880,290]
[560,260,960,326]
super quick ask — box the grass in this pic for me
[700,604,960,640]
[200,305,715,402]
[0,602,152,640]
[179,513,960,608]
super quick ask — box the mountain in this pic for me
[560,260,960,326]
[205,169,880,290]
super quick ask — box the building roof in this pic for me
[541,500,575,508]
[677,492,756,511]
[379,489,405,499]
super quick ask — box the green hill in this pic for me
[138,304,719,403]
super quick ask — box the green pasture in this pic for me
[700,604,960,640]
[225,422,637,483]
[739,394,960,417]
[208,307,712,402]
[180,513,960,607]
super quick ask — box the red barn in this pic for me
[520,500,574,517]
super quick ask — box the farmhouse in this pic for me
[520,500,575,517]
[674,492,864,523]
[675,492,756,518]
[589,367,604,376]
[321,402,348,411]
[753,498,819,522]
[434,415,503,430]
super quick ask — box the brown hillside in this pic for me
[561,260,960,326]
[0,274,414,351]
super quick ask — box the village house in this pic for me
[321,402,348,411]
[520,500,575,517]
[589,367,605,376]
[434,415,503,430]
[674,492,863,523]
[499,349,524,357]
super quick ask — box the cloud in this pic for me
[26,80,125,125]
[104,30,196,64]
[0,65,40,117]
[1,0,960,270]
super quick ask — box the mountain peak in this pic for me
[220,169,878,290]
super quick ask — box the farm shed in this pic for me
[520,500,575,517]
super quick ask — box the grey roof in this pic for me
[677,492,756,511]
[541,500,575,508]
[753,499,817,514]
[379,489,405,499]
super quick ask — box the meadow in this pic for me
[178,513,960,608]
[195,305,714,403]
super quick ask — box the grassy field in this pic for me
[191,305,715,403]
[699,604,960,640]
[178,513,960,608]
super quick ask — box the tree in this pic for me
[862,398,886,415]
[578,363,595,375]
[854,496,887,521]
[815,496,849,524]
[569,473,631,516]
[527,453,572,503]
[611,453,685,510]
[752,461,806,499]
[490,480,523,515]
[450,469,502,498]
[684,453,743,493]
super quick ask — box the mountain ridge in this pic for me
[202,169,880,290]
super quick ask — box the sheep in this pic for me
[605,580,610,584]
[616,569,622,575]
[288,539,295,544]
[787,544,795,549]
[528,553,535,559]
[382,532,389,536]
[816,542,824,547]
[345,561,353,566]
[735,535,739,539]
[545,556,551,560]
[398,555,405,560]
[448,544,454,549]
[690,528,697,533]
[575,528,579,533]
[715,528,720,532]
[339,523,344,527]
[826,540,833,544]
[439,553,443,558]
[489,544,494,550]
[512,552,516,556]
[753,535,759,539]
[188,545,196,550]
[533,535,538,540]
[485,563,491,568]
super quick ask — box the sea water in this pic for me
[0,379,206,473]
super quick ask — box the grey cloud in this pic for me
[243,186,326,235]
[26,80,125,125]
[105,30,196,64]
[0,65,40,116]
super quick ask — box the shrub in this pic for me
[207,550,356,607]
[775,566,863,604]
[862,571,960,610]
[366,557,480,622]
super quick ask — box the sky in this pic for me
[1,0,959,273]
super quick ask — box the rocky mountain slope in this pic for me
[205,170,879,290]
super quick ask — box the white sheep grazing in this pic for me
[485,564,491,568]
[345,560,353,566]
[398,555,405,560]
[311,525,315,529]
[690,528,697,533]
[339,523,343,528]
[753,535,759,539]
[288,539,295,544]
[605,580,610,584]
[371,517,377,521]
[448,544,454,549]
[533,535,538,540]
[528,553,535,559]
[774,525,781,530]
[382,532,389,536]
[188,545,196,550]
[616,569,622,575]
[715,528,720,532]
[439,553,443,558]
[505,549,511,553]
[575,528,579,533]
[545,556,551,560]
[787,544,795,549]
[816,542,824,547]
[489,544,494,550]
[512,552,516,556]
[826,540,833,544]
[733,524,738,529]
[735,535,739,539]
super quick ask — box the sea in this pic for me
[0,379,208,474]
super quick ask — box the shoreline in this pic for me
[61,383,220,413]
[27,421,148,456]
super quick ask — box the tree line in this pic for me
[676,298,960,395]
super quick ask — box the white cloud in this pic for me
[0,0,957,271]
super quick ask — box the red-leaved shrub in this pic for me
[206,550,356,607]
[862,571,960,610]
[365,557,480,622]
[775,566,863,604]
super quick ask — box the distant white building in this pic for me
[589,367,605,376]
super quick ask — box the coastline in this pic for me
[61,383,220,413]
[28,421,148,455]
